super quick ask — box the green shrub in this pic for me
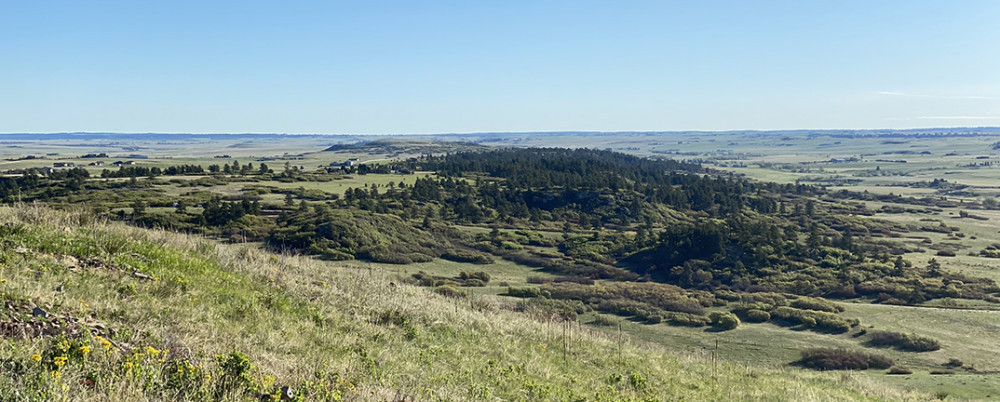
[790,296,845,313]
[866,331,941,352]
[796,348,893,371]
[664,312,710,327]
[887,366,913,375]
[770,307,853,333]
[590,315,620,327]
[435,285,467,298]
[516,298,587,321]
[505,287,548,298]
[708,311,740,330]
[441,251,494,264]
[744,309,771,323]
[462,278,486,287]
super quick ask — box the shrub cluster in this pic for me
[505,286,547,298]
[865,330,941,352]
[887,366,913,375]
[770,307,857,333]
[708,311,740,330]
[789,296,845,313]
[797,348,893,371]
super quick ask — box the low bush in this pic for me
[434,285,466,298]
[770,307,856,333]
[744,309,771,323]
[930,370,955,375]
[866,330,941,352]
[796,348,893,371]
[708,311,740,330]
[526,275,552,284]
[516,298,587,321]
[441,251,494,264]
[459,271,491,283]
[663,312,710,327]
[505,287,549,298]
[887,366,913,375]
[790,296,845,313]
[591,315,620,327]
[462,278,486,287]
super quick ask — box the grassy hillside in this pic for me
[0,204,924,401]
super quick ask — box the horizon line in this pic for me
[3,126,1000,137]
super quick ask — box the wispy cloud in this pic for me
[884,115,1000,121]
[876,91,1000,100]
[916,115,1000,120]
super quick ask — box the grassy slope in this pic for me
[0,205,924,401]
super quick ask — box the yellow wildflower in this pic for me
[124,361,134,370]
[97,336,112,349]
[51,371,61,379]
[144,346,160,356]
[53,356,67,367]
[30,354,41,362]
[0,279,7,283]
[78,345,91,355]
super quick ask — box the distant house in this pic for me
[112,161,124,166]
[52,162,75,168]
[88,161,105,166]
[123,161,136,165]
[343,158,360,167]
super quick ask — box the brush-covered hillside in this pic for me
[0,205,924,401]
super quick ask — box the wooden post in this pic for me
[563,321,567,363]
[617,323,622,366]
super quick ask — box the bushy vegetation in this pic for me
[708,311,740,330]
[770,307,857,333]
[865,330,942,352]
[797,348,894,371]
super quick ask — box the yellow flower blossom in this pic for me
[30,354,41,362]
[53,356,67,367]
[51,370,61,379]
[78,345,91,355]
[144,346,160,356]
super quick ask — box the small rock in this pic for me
[14,246,28,254]
[31,307,47,318]
[132,271,153,280]
[55,285,65,292]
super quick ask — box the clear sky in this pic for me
[2,1,999,134]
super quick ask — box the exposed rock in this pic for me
[31,307,47,318]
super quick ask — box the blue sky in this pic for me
[2,1,998,134]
